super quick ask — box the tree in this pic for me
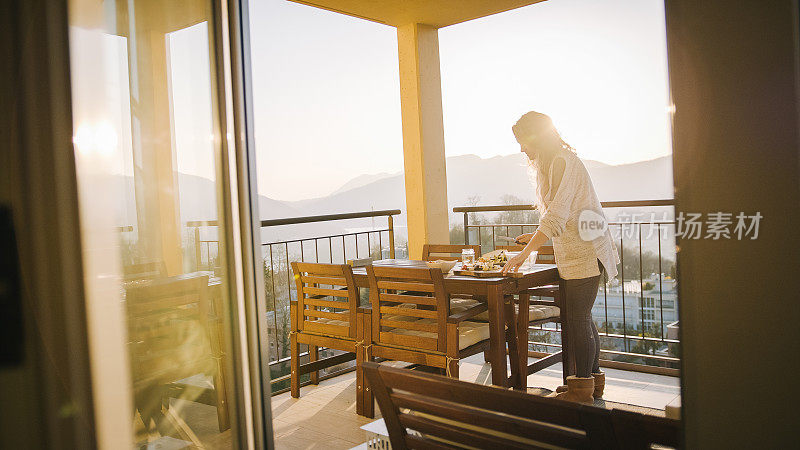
[616,246,675,282]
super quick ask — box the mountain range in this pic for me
[115,153,673,244]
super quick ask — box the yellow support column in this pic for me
[397,23,450,260]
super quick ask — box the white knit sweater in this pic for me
[537,151,620,280]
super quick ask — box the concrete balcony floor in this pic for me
[271,353,681,449]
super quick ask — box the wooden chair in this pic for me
[361,265,491,417]
[422,244,481,261]
[362,361,619,449]
[123,259,167,282]
[535,243,556,263]
[495,242,554,262]
[495,244,525,252]
[511,243,573,387]
[611,408,681,449]
[126,275,230,440]
[290,262,366,411]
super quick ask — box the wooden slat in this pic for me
[527,351,562,375]
[372,266,434,280]
[303,321,349,336]
[303,298,349,310]
[379,306,436,319]
[377,280,435,293]
[303,309,349,321]
[299,352,356,375]
[422,244,481,262]
[127,294,201,314]
[296,333,356,352]
[398,413,535,450]
[379,293,436,306]
[303,286,349,298]
[403,435,452,450]
[381,319,438,333]
[379,331,438,351]
[390,391,582,447]
[294,262,345,276]
[301,275,347,286]
[371,346,446,367]
[496,244,525,252]
[375,366,584,425]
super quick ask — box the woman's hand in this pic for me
[515,233,533,244]
[502,251,527,275]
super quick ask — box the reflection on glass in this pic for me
[68,1,237,447]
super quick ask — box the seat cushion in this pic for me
[449,298,559,322]
[450,297,490,321]
[450,298,561,322]
[390,321,490,350]
[528,305,560,321]
[383,302,423,323]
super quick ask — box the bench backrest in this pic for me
[362,361,619,449]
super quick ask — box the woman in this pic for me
[501,111,620,404]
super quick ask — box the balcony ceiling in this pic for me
[288,0,547,28]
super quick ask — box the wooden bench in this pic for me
[363,361,619,449]
[363,361,681,449]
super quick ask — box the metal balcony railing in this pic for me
[181,199,677,392]
[454,199,679,376]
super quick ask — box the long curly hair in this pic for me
[512,111,576,210]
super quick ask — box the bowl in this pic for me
[426,260,458,273]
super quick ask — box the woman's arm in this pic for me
[536,156,577,240]
[503,157,568,275]
[502,229,549,274]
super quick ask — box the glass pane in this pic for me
[68,1,239,447]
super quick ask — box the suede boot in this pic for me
[558,372,604,397]
[592,372,605,398]
[547,376,594,404]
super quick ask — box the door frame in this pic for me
[0,0,96,448]
[1,0,273,448]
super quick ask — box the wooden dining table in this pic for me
[351,259,561,389]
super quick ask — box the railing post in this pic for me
[388,214,395,259]
[463,212,469,245]
[193,226,202,270]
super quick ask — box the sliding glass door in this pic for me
[66,0,268,447]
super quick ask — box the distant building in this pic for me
[591,275,678,333]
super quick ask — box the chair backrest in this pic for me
[611,408,681,449]
[362,362,618,449]
[291,262,359,339]
[366,265,449,353]
[536,244,555,264]
[123,259,167,281]
[126,275,216,389]
[495,244,554,264]
[496,244,526,252]
[422,244,481,261]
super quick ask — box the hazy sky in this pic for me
[248,0,671,201]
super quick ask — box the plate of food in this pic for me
[453,251,522,277]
